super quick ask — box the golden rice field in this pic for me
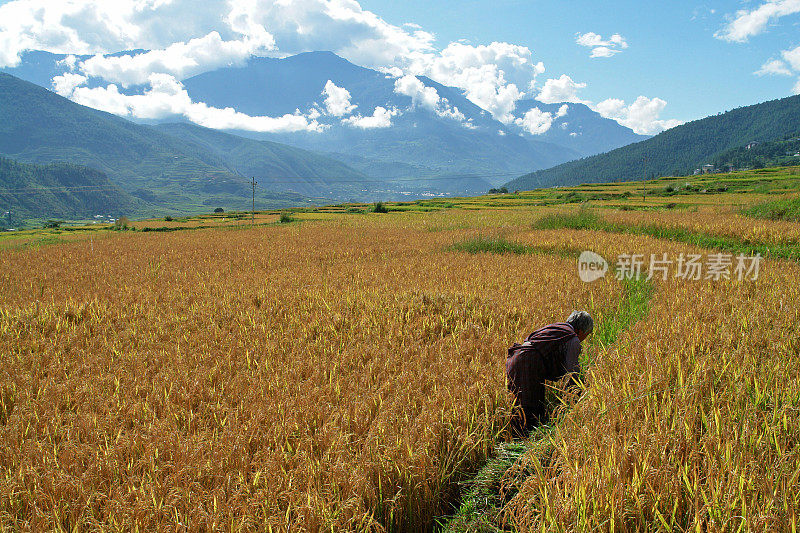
[502,243,800,532]
[1,174,800,531]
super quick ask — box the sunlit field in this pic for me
[2,167,800,531]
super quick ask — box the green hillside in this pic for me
[0,73,366,216]
[711,135,800,170]
[0,73,235,185]
[154,123,367,196]
[0,157,139,225]
[507,94,800,190]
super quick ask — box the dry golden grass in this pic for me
[0,214,620,531]
[131,213,281,230]
[602,208,800,246]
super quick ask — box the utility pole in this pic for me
[642,155,647,202]
[251,177,257,226]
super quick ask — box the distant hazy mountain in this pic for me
[181,52,581,180]
[0,156,139,223]
[509,100,649,157]
[0,50,82,88]
[0,49,150,90]
[506,93,800,191]
[1,50,652,198]
[152,122,373,195]
[3,51,646,168]
[0,73,375,217]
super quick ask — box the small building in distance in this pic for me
[746,141,760,150]
[701,164,715,174]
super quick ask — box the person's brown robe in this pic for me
[506,322,581,435]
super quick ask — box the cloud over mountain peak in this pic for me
[0,0,681,136]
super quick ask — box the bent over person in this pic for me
[506,311,593,436]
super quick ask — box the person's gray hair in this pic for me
[566,310,594,335]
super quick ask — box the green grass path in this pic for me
[440,278,655,532]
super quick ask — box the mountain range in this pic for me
[0,72,374,218]
[506,93,800,191]
[18,49,785,224]
[2,50,647,183]
[181,51,647,180]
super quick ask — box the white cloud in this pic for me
[595,98,626,118]
[437,105,468,123]
[63,73,325,132]
[69,83,132,116]
[756,58,793,76]
[716,0,800,42]
[0,0,550,126]
[534,75,679,135]
[0,0,234,67]
[394,75,441,109]
[780,46,800,93]
[754,46,800,93]
[322,80,357,116]
[718,2,800,95]
[186,103,324,133]
[537,75,589,104]
[535,80,679,135]
[589,47,615,58]
[393,74,467,122]
[575,32,628,58]
[783,45,800,71]
[77,30,275,87]
[575,32,627,49]
[57,54,79,71]
[227,0,438,73]
[406,41,545,123]
[513,104,567,135]
[52,72,89,96]
[0,0,681,136]
[595,96,682,135]
[379,66,404,78]
[342,106,399,129]
[515,107,554,135]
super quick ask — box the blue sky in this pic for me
[0,0,798,135]
[359,0,800,121]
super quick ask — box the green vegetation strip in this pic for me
[742,196,800,222]
[0,234,69,251]
[140,226,200,232]
[582,277,654,368]
[447,236,580,257]
[534,210,800,260]
[441,278,654,532]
